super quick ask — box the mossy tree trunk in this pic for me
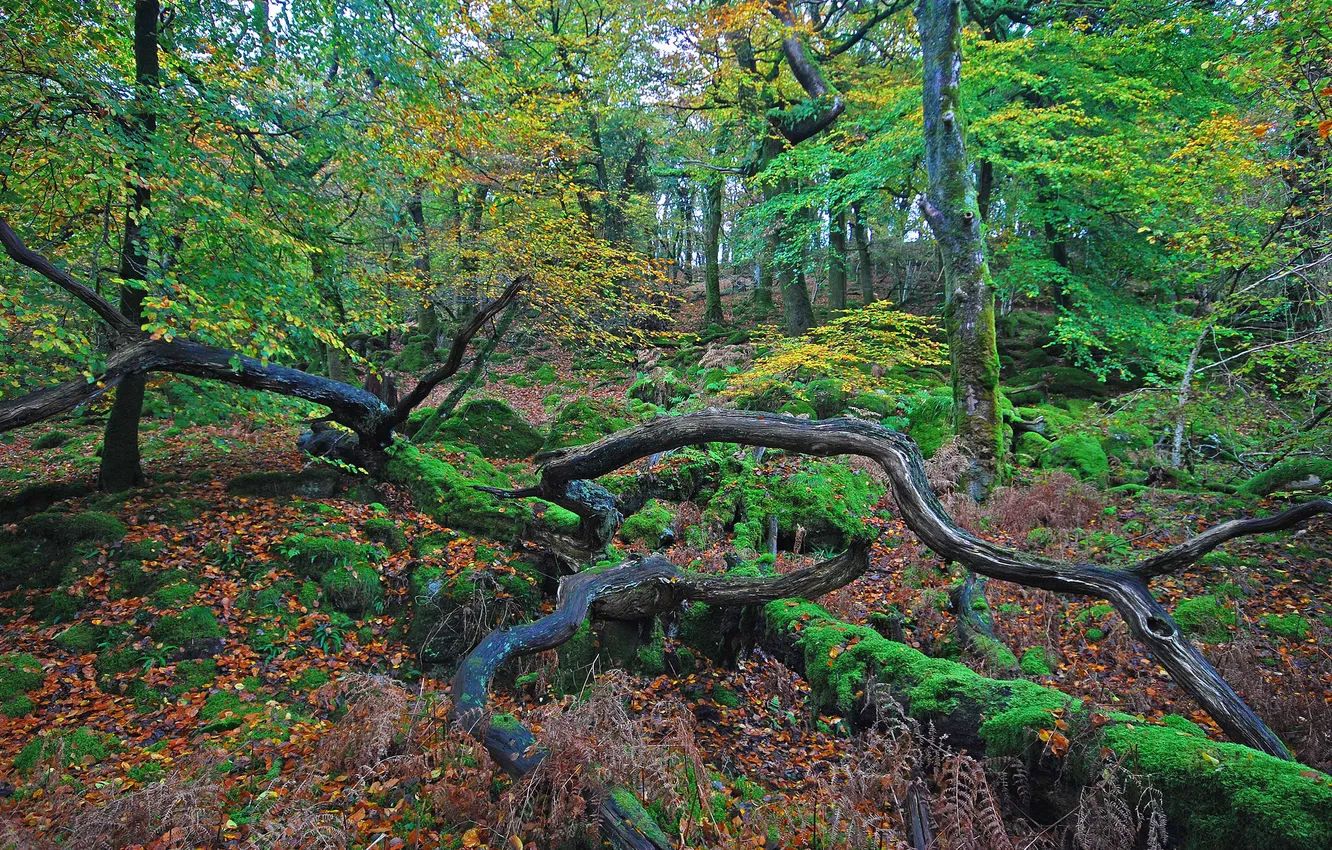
[702,174,725,326]
[99,0,160,493]
[828,207,848,313]
[851,203,875,303]
[917,0,1003,500]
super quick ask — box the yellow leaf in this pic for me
[463,828,483,847]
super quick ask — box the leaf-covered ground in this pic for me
[1,357,1329,849]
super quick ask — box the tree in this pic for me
[917,0,1003,499]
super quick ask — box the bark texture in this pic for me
[917,0,1003,499]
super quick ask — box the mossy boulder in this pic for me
[275,533,385,580]
[619,500,675,548]
[321,564,383,616]
[1018,647,1052,676]
[386,444,530,543]
[394,336,435,372]
[1041,433,1108,480]
[0,510,126,590]
[0,654,44,717]
[724,458,883,552]
[1239,458,1332,497]
[407,560,543,668]
[54,623,112,655]
[1009,365,1105,400]
[544,398,634,450]
[363,517,408,552]
[150,606,224,655]
[1013,432,1052,467]
[226,468,342,498]
[426,398,544,459]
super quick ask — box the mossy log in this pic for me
[485,409,1332,758]
[448,546,869,849]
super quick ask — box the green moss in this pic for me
[620,500,675,547]
[1260,613,1310,640]
[201,690,246,721]
[1013,432,1052,467]
[1173,596,1236,643]
[363,517,408,552]
[321,564,382,615]
[276,533,385,579]
[678,602,727,662]
[711,684,739,708]
[408,559,543,667]
[54,623,110,655]
[1239,458,1332,496]
[13,727,115,772]
[0,510,127,590]
[1085,627,1105,642]
[609,787,674,847]
[120,539,165,561]
[32,590,82,622]
[1019,646,1052,676]
[0,654,44,712]
[32,431,72,450]
[386,444,530,543]
[543,398,633,450]
[170,659,218,695]
[20,511,126,544]
[1042,433,1109,480]
[95,648,145,676]
[555,619,598,693]
[151,606,223,646]
[427,398,544,459]
[1101,723,1332,850]
[904,386,954,458]
[225,468,340,498]
[152,580,199,608]
[293,668,330,691]
[536,501,582,535]
[636,618,667,676]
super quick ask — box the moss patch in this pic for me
[1173,595,1235,643]
[426,398,544,459]
[386,444,530,543]
[620,500,675,547]
[321,564,382,616]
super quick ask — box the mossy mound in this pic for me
[1239,458,1332,496]
[407,559,543,668]
[0,653,44,717]
[1018,646,1052,676]
[0,510,126,591]
[150,606,224,654]
[363,517,408,552]
[0,481,93,524]
[1041,433,1108,480]
[14,727,116,773]
[725,458,883,552]
[226,468,341,498]
[386,444,530,542]
[1013,432,1052,467]
[321,564,382,615]
[54,623,113,655]
[619,500,675,547]
[1260,613,1309,641]
[275,533,385,580]
[544,398,635,450]
[1009,365,1105,400]
[394,335,436,372]
[426,399,544,459]
[1173,595,1236,643]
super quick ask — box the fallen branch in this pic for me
[489,409,1332,758]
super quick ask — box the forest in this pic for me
[0,0,1330,847]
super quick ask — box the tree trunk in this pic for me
[851,203,875,303]
[407,190,438,338]
[778,260,814,336]
[702,176,725,326]
[917,0,1003,500]
[1172,327,1207,469]
[99,0,160,493]
[828,207,848,312]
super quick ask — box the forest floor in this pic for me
[0,335,1329,850]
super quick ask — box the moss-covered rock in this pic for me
[0,653,44,717]
[150,606,224,652]
[1239,458,1332,497]
[407,559,543,668]
[363,517,408,552]
[1042,433,1108,480]
[386,444,530,542]
[722,458,883,552]
[225,468,341,498]
[426,398,544,459]
[321,564,382,615]
[544,398,634,450]
[54,623,111,655]
[275,533,385,580]
[619,500,675,547]
[1173,595,1235,643]
[1013,432,1052,467]
[0,510,127,590]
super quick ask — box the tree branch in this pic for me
[0,216,140,336]
[1130,499,1332,579]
